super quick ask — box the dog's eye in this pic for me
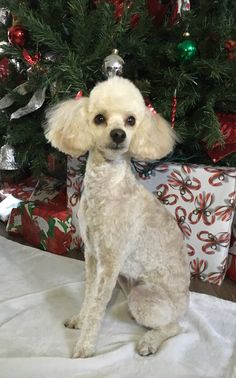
[94,114,106,125]
[126,116,136,126]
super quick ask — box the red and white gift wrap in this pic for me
[6,176,72,255]
[135,163,236,285]
[7,191,73,255]
[0,177,37,201]
[67,155,87,251]
[67,157,236,285]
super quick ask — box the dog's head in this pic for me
[45,77,177,161]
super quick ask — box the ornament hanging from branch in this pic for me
[177,0,190,16]
[10,86,47,120]
[0,143,18,170]
[177,30,197,61]
[0,44,49,119]
[103,49,124,78]
[225,40,236,61]
[8,24,28,47]
[22,49,41,66]
[0,82,29,110]
[0,8,12,27]
[171,89,177,128]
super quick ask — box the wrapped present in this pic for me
[227,214,236,281]
[133,161,236,285]
[0,176,37,201]
[206,113,236,163]
[67,156,236,284]
[0,177,38,222]
[67,155,87,251]
[6,206,23,234]
[29,175,66,202]
[0,194,22,222]
[7,190,73,255]
[5,175,65,228]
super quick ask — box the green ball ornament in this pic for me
[177,39,197,61]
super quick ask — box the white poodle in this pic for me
[45,77,190,358]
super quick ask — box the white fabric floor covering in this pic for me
[0,236,236,378]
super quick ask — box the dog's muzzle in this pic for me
[110,128,126,144]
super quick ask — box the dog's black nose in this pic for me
[110,129,126,144]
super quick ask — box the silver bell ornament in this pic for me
[0,143,18,170]
[103,49,124,78]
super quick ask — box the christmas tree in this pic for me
[0,0,235,177]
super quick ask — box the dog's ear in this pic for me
[45,98,93,156]
[129,109,177,161]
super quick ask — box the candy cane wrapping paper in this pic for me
[135,162,236,285]
[67,157,236,285]
[67,155,87,251]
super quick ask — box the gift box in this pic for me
[67,156,236,285]
[206,113,236,163]
[6,177,73,255]
[29,175,66,202]
[0,177,38,222]
[67,155,87,251]
[0,177,37,201]
[6,206,23,234]
[133,161,236,285]
[227,213,236,281]
[6,175,65,233]
[7,190,73,255]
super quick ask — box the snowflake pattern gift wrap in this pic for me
[133,162,236,285]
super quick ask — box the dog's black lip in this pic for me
[107,144,125,150]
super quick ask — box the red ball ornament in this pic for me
[8,25,27,47]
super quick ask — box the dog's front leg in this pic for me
[65,250,96,329]
[72,255,121,358]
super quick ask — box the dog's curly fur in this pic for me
[45,77,190,358]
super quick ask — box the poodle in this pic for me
[45,76,190,358]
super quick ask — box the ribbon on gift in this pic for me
[197,231,231,255]
[189,192,216,226]
[175,206,192,238]
[190,258,208,279]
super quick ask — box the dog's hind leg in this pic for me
[128,283,187,356]
[64,251,97,329]
[136,323,181,356]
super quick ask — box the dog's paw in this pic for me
[64,315,82,329]
[136,331,162,356]
[72,341,95,358]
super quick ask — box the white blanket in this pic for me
[0,236,235,378]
